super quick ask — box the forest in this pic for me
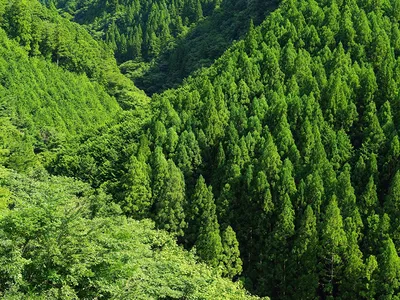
[2,0,400,299]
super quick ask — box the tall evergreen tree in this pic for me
[152,148,186,236]
[376,238,400,298]
[290,205,318,299]
[189,175,222,267]
[220,225,243,278]
[120,155,152,218]
[385,171,400,246]
[319,195,347,298]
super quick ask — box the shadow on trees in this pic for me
[132,0,279,95]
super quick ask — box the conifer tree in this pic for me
[319,195,347,298]
[246,19,258,56]
[340,224,366,298]
[254,171,274,214]
[279,158,297,197]
[361,101,385,154]
[189,175,222,267]
[260,131,282,188]
[305,171,325,218]
[360,176,378,216]
[336,164,363,234]
[376,238,400,298]
[152,148,186,236]
[291,205,318,299]
[120,155,152,218]
[385,171,400,246]
[220,226,243,278]
[382,135,400,185]
[271,193,295,298]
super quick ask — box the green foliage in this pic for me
[0,168,261,299]
[0,27,120,135]
[0,0,151,176]
[291,205,318,299]
[0,0,148,109]
[119,155,152,218]
[376,238,400,298]
[0,117,35,172]
[153,157,187,236]
[6,0,400,298]
[220,226,243,278]
[42,0,279,94]
[319,196,347,297]
[189,175,222,268]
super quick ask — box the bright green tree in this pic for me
[220,226,243,278]
[120,155,152,218]
[152,148,186,236]
[189,175,222,267]
[319,195,347,298]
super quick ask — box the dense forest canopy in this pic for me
[0,0,262,298]
[0,0,149,108]
[2,0,400,298]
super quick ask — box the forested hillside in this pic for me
[1,0,148,109]
[3,0,400,298]
[0,4,119,173]
[0,0,261,299]
[49,0,400,298]
[41,0,278,93]
[0,0,152,173]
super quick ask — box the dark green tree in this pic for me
[290,205,318,299]
[385,171,400,246]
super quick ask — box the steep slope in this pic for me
[52,0,400,298]
[0,26,121,171]
[0,0,148,109]
[0,2,268,298]
[0,0,150,172]
[0,28,118,133]
[131,0,279,94]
